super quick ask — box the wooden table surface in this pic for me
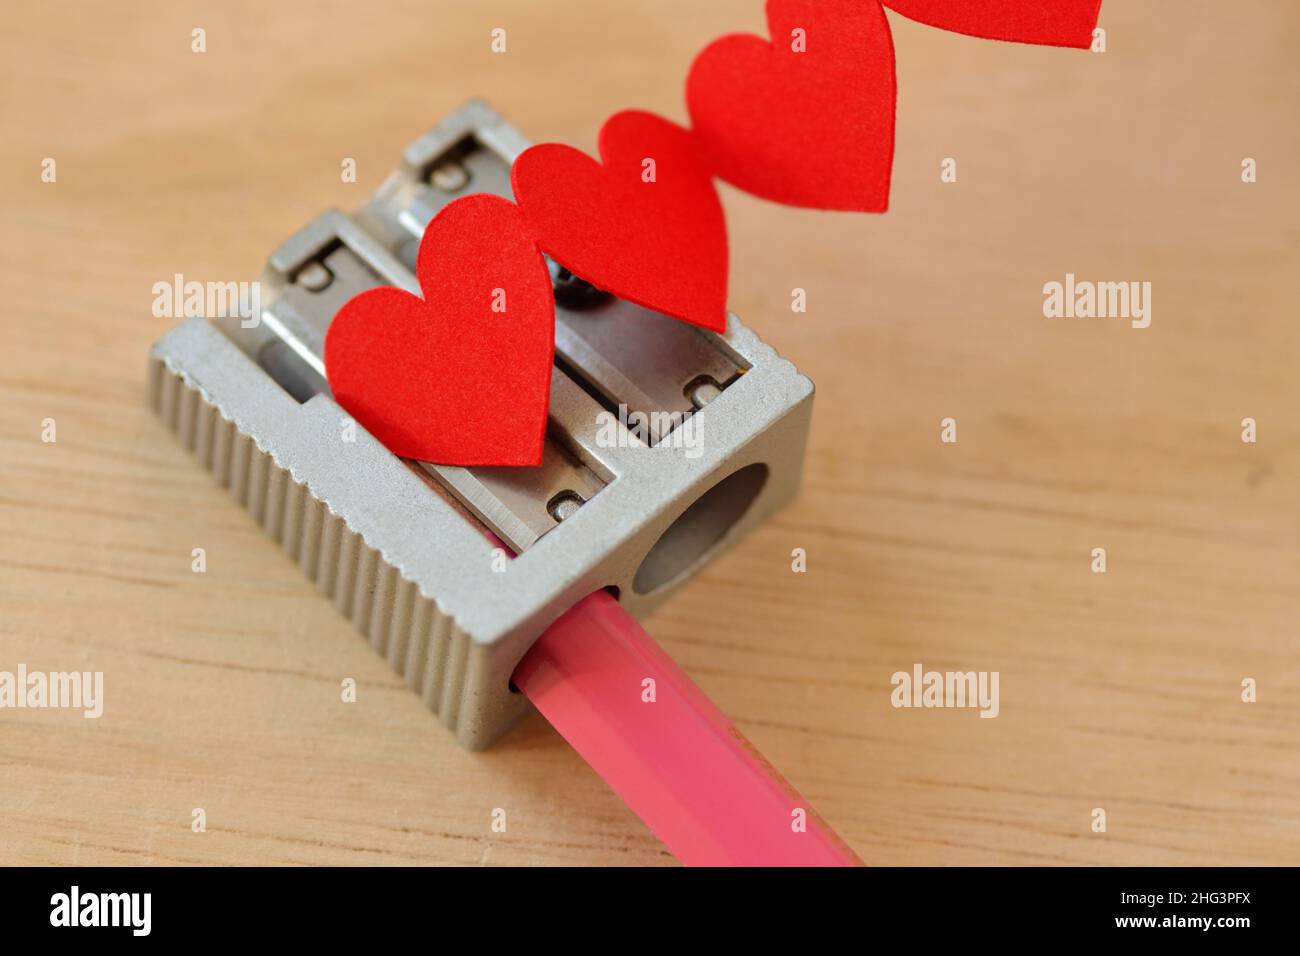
[2,1,1297,866]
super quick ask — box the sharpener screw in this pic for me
[547,491,585,523]
[548,260,608,310]
[297,261,334,292]
[685,377,723,409]
[430,160,470,192]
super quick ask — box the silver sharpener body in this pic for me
[147,101,814,749]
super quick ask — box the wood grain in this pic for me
[1,0,1297,866]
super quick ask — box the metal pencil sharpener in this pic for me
[147,101,814,749]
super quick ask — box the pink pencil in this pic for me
[513,590,863,867]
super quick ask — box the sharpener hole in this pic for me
[632,463,769,595]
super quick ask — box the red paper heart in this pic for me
[324,194,554,467]
[511,110,728,333]
[882,0,1102,49]
[686,0,896,212]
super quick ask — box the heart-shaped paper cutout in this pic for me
[686,0,896,212]
[324,194,555,467]
[882,0,1102,49]
[511,110,728,332]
